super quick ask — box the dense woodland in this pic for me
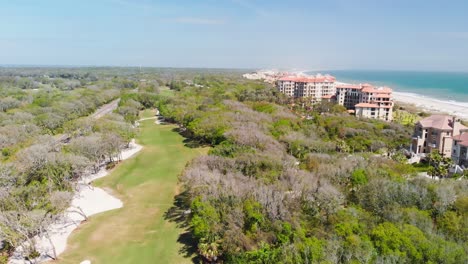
[0,68,467,263]
[159,75,468,263]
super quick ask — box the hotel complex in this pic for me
[276,75,394,121]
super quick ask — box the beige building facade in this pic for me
[276,75,336,101]
[336,84,394,121]
[412,115,468,157]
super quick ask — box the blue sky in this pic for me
[1,0,467,71]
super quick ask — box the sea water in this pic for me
[307,70,468,103]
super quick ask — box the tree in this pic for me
[198,239,222,263]
[427,151,453,178]
[350,169,368,187]
[0,97,21,112]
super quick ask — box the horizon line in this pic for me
[0,64,467,73]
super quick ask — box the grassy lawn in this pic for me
[56,118,207,264]
[139,108,157,119]
[159,86,174,97]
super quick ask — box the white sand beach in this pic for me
[393,92,468,120]
[9,140,143,264]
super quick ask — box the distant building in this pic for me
[452,133,468,167]
[276,75,394,121]
[336,83,394,121]
[411,115,468,157]
[276,75,336,101]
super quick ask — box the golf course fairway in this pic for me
[56,113,208,263]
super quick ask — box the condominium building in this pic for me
[411,115,468,157]
[276,75,394,121]
[336,83,394,121]
[276,75,336,101]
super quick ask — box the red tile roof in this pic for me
[418,115,468,131]
[336,84,392,95]
[374,94,392,98]
[453,133,468,146]
[278,75,336,83]
[361,86,393,94]
[336,84,362,89]
[355,103,379,108]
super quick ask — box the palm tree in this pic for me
[198,239,221,263]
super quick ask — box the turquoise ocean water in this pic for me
[307,70,468,103]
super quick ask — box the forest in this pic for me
[0,68,467,264]
[159,74,468,263]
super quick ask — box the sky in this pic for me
[1,0,468,71]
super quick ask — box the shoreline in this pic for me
[246,70,468,121]
[337,78,468,120]
[393,91,468,120]
[9,140,143,264]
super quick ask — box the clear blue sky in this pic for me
[1,0,467,71]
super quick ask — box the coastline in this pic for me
[393,91,468,120]
[337,78,468,120]
[9,140,143,264]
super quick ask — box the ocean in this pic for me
[306,70,468,103]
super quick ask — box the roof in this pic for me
[336,84,392,95]
[355,103,379,108]
[361,86,393,94]
[418,115,468,131]
[453,133,468,146]
[336,84,362,89]
[374,94,392,98]
[278,75,336,83]
[322,94,335,99]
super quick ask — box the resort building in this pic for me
[336,84,363,109]
[276,75,336,101]
[336,83,394,121]
[275,74,394,121]
[452,133,468,167]
[411,115,468,157]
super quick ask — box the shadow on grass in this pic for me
[171,127,210,149]
[164,191,201,264]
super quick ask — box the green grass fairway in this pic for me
[159,86,174,98]
[56,118,207,264]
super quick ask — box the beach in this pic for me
[393,92,468,120]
